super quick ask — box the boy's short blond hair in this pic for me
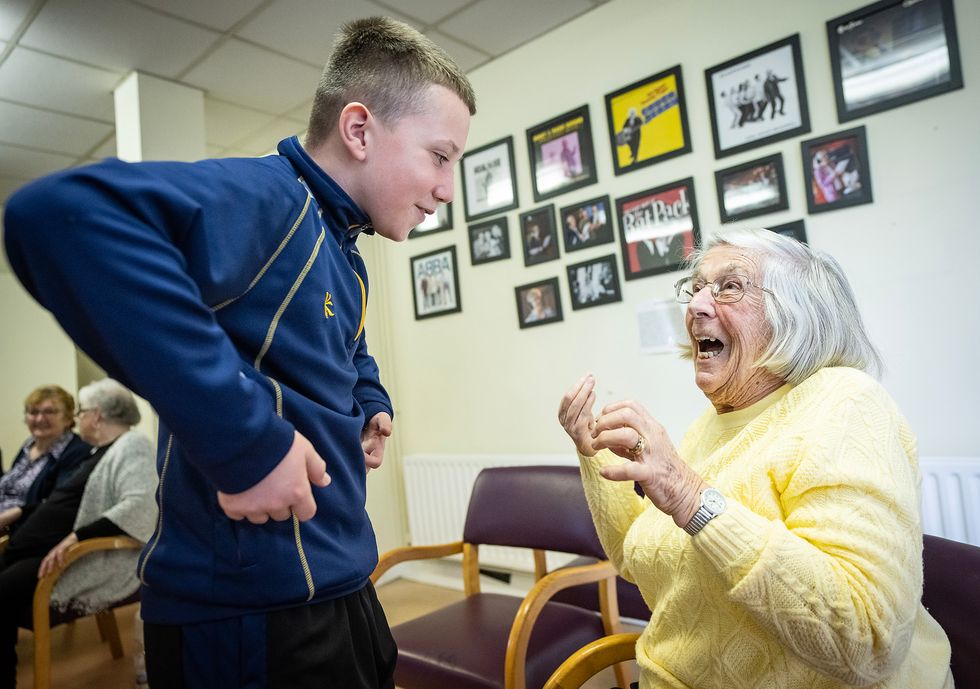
[306,16,476,148]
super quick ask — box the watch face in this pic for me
[703,489,726,513]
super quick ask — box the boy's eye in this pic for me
[434,152,449,165]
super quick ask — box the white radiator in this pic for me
[402,454,578,572]
[921,457,980,546]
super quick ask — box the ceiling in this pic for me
[0,0,610,212]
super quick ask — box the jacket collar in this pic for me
[277,136,374,247]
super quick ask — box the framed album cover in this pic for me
[705,34,811,159]
[559,195,614,253]
[827,0,963,123]
[460,136,519,221]
[801,126,873,214]
[409,203,453,238]
[467,216,510,266]
[519,205,560,267]
[410,245,461,320]
[714,152,788,224]
[616,177,700,281]
[526,105,598,202]
[515,277,563,329]
[566,254,622,311]
[767,219,807,244]
[604,65,692,176]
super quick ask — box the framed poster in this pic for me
[526,105,598,202]
[768,219,808,244]
[519,205,560,266]
[410,245,461,320]
[714,152,788,223]
[827,0,963,123]
[801,126,873,214]
[559,195,614,253]
[467,216,511,265]
[616,177,700,281]
[515,277,563,329]
[460,136,519,221]
[409,202,453,238]
[566,254,622,311]
[604,65,692,175]
[705,34,811,159]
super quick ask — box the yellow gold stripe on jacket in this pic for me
[139,432,174,585]
[212,193,312,312]
[253,228,325,371]
[353,270,366,342]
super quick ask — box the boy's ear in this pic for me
[336,102,372,161]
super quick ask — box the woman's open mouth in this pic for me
[697,337,724,359]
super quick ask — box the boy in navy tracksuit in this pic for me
[3,16,475,689]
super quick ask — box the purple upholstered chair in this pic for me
[921,534,980,688]
[370,465,629,689]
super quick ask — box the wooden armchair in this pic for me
[371,465,630,689]
[542,632,640,689]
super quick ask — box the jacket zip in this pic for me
[138,433,174,585]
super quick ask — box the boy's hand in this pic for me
[361,412,392,471]
[217,431,330,523]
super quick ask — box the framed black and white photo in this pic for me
[409,203,453,238]
[460,136,519,221]
[515,277,563,329]
[410,245,461,320]
[566,254,622,311]
[714,152,788,224]
[767,219,807,244]
[526,105,598,202]
[801,126,873,214]
[604,65,692,176]
[827,0,963,123]
[559,195,614,253]
[616,177,700,281]
[467,216,511,265]
[705,34,810,159]
[519,205,560,267]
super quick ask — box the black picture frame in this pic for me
[566,254,622,311]
[410,245,462,320]
[519,205,560,267]
[460,136,519,221]
[409,202,453,239]
[526,105,598,202]
[467,216,511,266]
[515,277,563,329]
[616,177,700,281]
[604,64,692,176]
[705,34,811,159]
[714,152,789,224]
[767,219,808,244]
[558,195,614,253]
[827,0,963,123]
[801,126,873,214]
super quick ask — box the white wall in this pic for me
[375,0,980,469]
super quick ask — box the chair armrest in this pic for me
[0,534,8,553]
[370,541,464,584]
[542,632,642,689]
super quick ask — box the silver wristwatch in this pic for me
[683,488,726,536]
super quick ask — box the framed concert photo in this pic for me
[467,216,511,266]
[827,0,963,123]
[616,177,700,281]
[714,152,789,224]
[410,245,462,320]
[461,136,519,221]
[604,65,692,176]
[515,277,563,329]
[801,126,873,214]
[559,195,614,253]
[519,205,560,267]
[409,203,453,239]
[526,105,598,202]
[705,34,810,159]
[566,254,622,311]
[767,219,808,244]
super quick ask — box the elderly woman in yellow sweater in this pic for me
[558,228,952,688]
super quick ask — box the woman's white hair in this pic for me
[78,378,141,426]
[683,228,882,384]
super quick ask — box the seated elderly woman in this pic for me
[0,386,91,531]
[558,229,952,688]
[0,378,157,689]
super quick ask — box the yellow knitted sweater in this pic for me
[579,367,953,688]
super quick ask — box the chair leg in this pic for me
[33,609,52,689]
[95,610,124,659]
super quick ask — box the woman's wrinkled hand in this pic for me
[558,373,598,456]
